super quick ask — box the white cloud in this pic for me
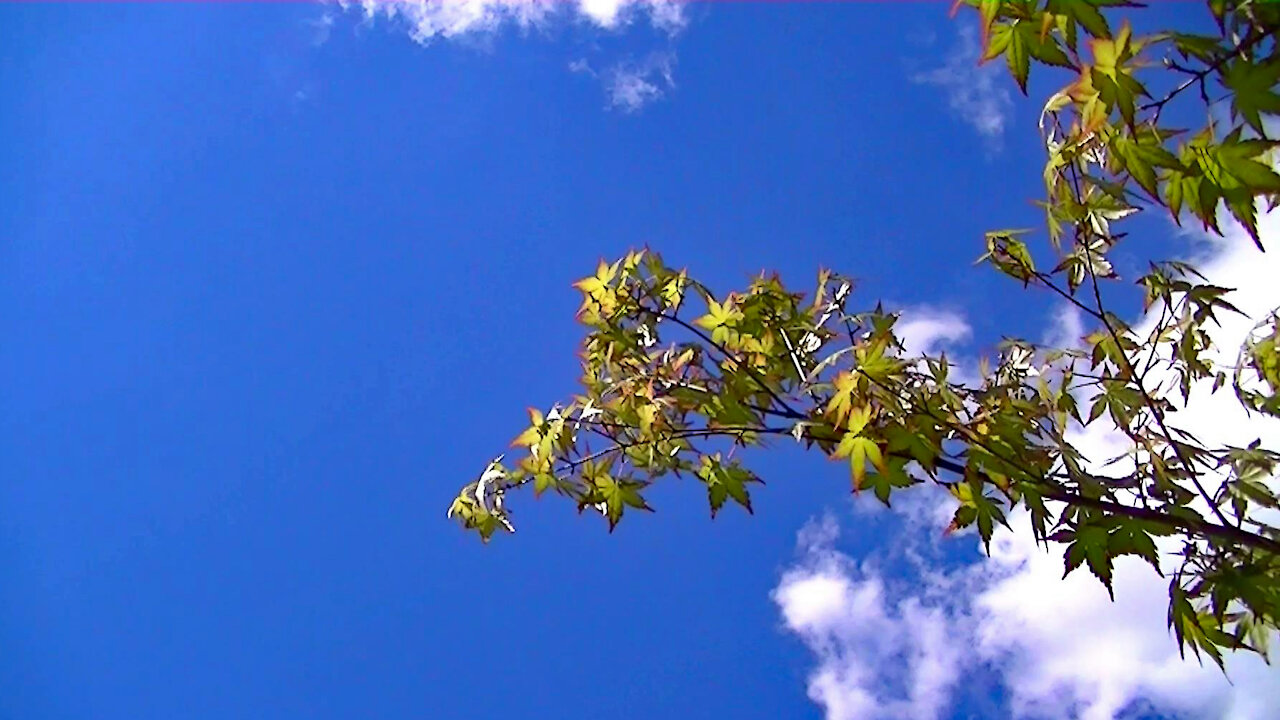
[576,0,626,28]
[639,0,687,36]
[912,24,1012,147]
[775,209,1280,719]
[604,52,675,113]
[573,0,686,34]
[347,0,547,43]
[1042,304,1084,350]
[777,508,1280,720]
[896,307,972,358]
[976,514,1280,720]
[773,519,965,720]
[308,11,337,47]
[894,306,978,387]
[1163,209,1280,453]
[340,0,683,43]
[335,0,685,111]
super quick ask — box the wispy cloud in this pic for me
[334,0,685,110]
[344,0,546,43]
[575,0,686,35]
[335,0,687,46]
[912,24,1012,148]
[775,210,1280,719]
[308,11,337,47]
[605,52,676,113]
[569,51,676,113]
[1042,303,1085,351]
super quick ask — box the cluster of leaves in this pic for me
[981,0,1280,245]
[449,0,1280,669]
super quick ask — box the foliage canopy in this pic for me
[449,0,1280,668]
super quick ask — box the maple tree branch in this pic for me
[824,319,1279,555]
[1082,237,1235,530]
[1056,147,1234,531]
[642,307,806,420]
[1043,484,1280,555]
[1033,271,1104,320]
[575,417,1280,555]
[555,425,774,475]
[922,455,1280,555]
[1142,29,1267,121]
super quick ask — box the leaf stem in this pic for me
[642,306,806,420]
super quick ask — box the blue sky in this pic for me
[3,3,1278,720]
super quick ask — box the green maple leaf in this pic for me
[533,472,560,497]
[1106,519,1161,572]
[833,431,885,489]
[825,371,859,425]
[1065,524,1115,598]
[594,476,654,531]
[573,260,619,297]
[695,299,741,347]
[697,454,761,517]
[1223,59,1280,135]
[886,424,939,472]
[1051,0,1110,40]
[864,456,920,506]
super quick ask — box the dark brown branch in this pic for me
[562,415,1280,554]
[642,307,806,420]
[1080,227,1235,530]
[1142,30,1267,121]
[553,425,778,475]
[925,456,1280,554]
[1033,271,1104,319]
[1042,487,1280,555]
